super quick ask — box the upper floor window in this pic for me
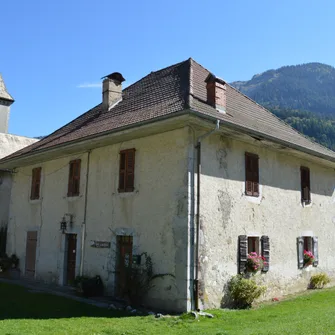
[68,159,81,197]
[245,153,259,197]
[30,167,42,200]
[119,149,135,193]
[300,166,311,204]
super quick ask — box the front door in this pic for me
[25,231,37,277]
[66,234,77,284]
[116,235,133,297]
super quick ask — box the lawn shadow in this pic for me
[0,283,132,320]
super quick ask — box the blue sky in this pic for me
[1,0,334,137]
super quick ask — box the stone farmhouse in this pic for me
[0,59,334,312]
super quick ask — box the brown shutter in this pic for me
[313,236,318,267]
[238,235,248,274]
[31,167,42,200]
[68,160,81,196]
[119,149,135,192]
[261,235,270,272]
[245,153,259,197]
[119,152,126,191]
[297,237,304,269]
[245,154,253,196]
[300,167,311,203]
[126,149,135,192]
[74,160,81,195]
[253,156,259,196]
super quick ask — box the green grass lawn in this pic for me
[1,282,335,335]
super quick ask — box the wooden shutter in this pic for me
[297,237,304,269]
[30,167,41,200]
[68,160,81,196]
[300,167,311,203]
[238,235,248,274]
[119,149,135,192]
[25,231,37,277]
[245,153,259,197]
[126,149,135,192]
[261,235,270,272]
[313,236,318,267]
[252,157,259,196]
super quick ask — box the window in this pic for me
[297,236,318,268]
[300,166,311,204]
[248,236,259,254]
[245,153,259,197]
[30,167,41,200]
[238,235,270,273]
[68,159,81,197]
[119,149,135,192]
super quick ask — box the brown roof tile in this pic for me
[2,58,335,163]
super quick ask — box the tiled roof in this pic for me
[2,58,335,163]
[0,74,14,102]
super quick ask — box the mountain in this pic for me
[231,63,335,115]
[230,63,335,151]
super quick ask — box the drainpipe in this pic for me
[80,150,91,276]
[194,120,220,311]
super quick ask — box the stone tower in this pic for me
[0,74,14,134]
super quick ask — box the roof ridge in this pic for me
[226,82,335,155]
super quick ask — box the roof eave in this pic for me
[188,109,335,165]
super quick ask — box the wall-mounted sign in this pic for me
[90,241,111,248]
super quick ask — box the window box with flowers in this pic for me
[246,252,266,274]
[303,250,315,267]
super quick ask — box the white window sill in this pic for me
[117,190,138,198]
[29,198,42,204]
[66,195,82,202]
[302,201,312,208]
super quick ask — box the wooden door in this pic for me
[66,234,77,284]
[116,236,133,297]
[25,231,37,277]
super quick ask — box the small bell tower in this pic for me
[0,74,14,134]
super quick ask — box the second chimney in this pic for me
[205,74,226,113]
[102,72,125,110]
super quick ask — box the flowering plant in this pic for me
[303,250,314,266]
[245,252,265,274]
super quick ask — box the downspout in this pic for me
[194,119,220,311]
[80,150,91,276]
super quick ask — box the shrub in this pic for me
[124,252,174,306]
[309,273,330,289]
[228,275,266,309]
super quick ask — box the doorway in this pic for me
[25,231,37,277]
[116,235,133,297]
[65,234,77,285]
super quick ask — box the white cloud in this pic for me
[77,82,102,88]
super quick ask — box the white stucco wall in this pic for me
[0,133,38,159]
[7,127,191,312]
[0,105,9,134]
[0,171,12,228]
[198,134,335,309]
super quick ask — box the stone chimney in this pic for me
[0,74,14,134]
[102,72,125,110]
[205,74,226,113]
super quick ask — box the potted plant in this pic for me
[303,250,314,267]
[245,252,265,274]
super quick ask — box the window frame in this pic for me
[247,236,260,254]
[118,148,136,193]
[245,152,259,197]
[300,166,311,204]
[67,159,81,197]
[30,167,42,200]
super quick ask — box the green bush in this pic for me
[310,273,331,289]
[228,275,266,309]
